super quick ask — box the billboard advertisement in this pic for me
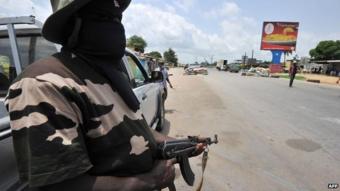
[261,22,299,51]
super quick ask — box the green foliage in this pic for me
[279,74,305,81]
[309,40,340,60]
[127,35,147,53]
[147,51,162,60]
[163,48,178,66]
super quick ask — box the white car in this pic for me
[185,65,208,75]
[123,49,165,130]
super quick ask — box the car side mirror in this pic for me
[150,71,163,82]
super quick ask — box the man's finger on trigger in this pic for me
[196,143,205,149]
[170,158,177,164]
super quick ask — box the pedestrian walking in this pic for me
[159,62,173,100]
[289,60,298,87]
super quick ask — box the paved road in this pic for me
[165,68,340,191]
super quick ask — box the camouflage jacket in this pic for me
[5,53,157,187]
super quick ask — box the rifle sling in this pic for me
[168,182,176,191]
[196,150,209,191]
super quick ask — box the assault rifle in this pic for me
[157,135,218,186]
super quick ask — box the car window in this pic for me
[126,55,146,87]
[0,34,58,120]
[19,36,58,68]
[0,36,57,85]
[139,59,151,76]
[0,55,11,95]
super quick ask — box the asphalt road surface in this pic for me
[165,68,340,191]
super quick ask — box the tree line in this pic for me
[127,35,178,66]
[309,40,340,60]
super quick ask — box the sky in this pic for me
[0,0,339,64]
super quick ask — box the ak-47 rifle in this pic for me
[157,135,218,186]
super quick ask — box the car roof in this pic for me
[0,28,136,55]
[0,28,41,39]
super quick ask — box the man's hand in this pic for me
[146,159,176,190]
[169,83,173,89]
[189,136,215,157]
[190,143,206,157]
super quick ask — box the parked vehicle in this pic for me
[185,65,208,75]
[124,49,165,131]
[0,16,165,190]
[242,67,270,77]
[216,60,228,71]
[228,63,241,73]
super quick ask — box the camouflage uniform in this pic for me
[5,52,157,187]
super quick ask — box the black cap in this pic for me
[42,0,131,44]
[42,0,92,44]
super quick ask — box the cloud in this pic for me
[0,0,52,22]
[164,4,176,13]
[220,2,240,16]
[124,2,340,63]
[123,3,263,63]
[1,1,331,63]
[124,3,222,62]
[173,0,196,12]
[204,2,240,19]
[296,31,340,58]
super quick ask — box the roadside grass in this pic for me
[277,73,306,81]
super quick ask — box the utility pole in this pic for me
[251,50,254,67]
[243,52,247,65]
[210,55,214,65]
[31,7,36,17]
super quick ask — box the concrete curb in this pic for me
[306,79,320,83]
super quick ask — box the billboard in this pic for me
[261,22,299,51]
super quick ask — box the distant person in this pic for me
[184,64,189,70]
[147,58,153,72]
[147,58,157,72]
[289,61,298,87]
[159,62,173,100]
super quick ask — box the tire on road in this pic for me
[156,96,165,132]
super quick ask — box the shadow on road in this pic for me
[165,109,177,114]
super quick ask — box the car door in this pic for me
[0,27,55,191]
[123,52,159,126]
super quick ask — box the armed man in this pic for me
[5,0,209,190]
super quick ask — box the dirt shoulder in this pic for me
[302,73,340,85]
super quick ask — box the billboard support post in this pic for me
[271,50,283,64]
[269,50,284,73]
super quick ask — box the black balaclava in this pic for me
[62,0,140,112]
[74,0,128,60]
